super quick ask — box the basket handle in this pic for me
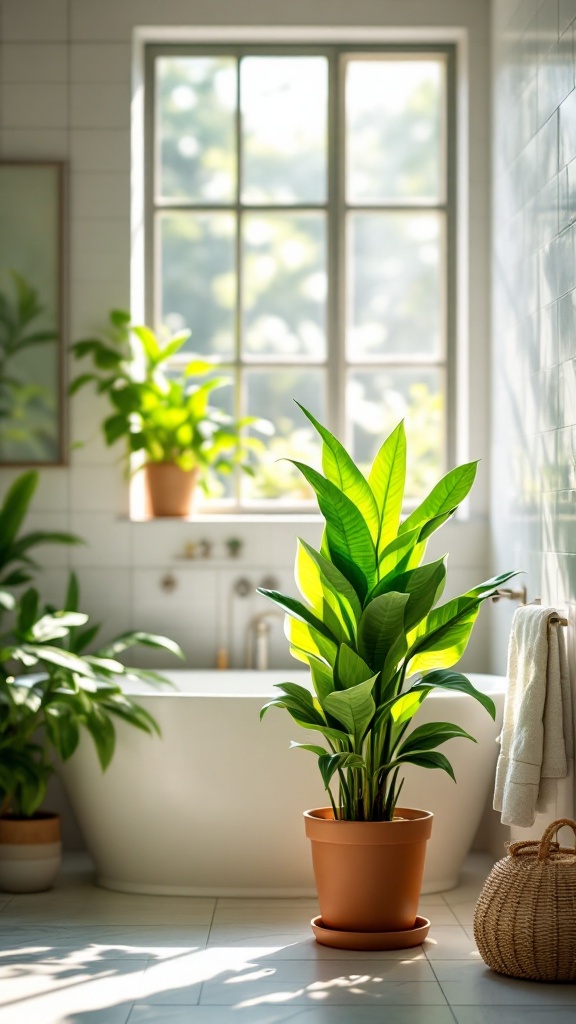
[538,818,576,861]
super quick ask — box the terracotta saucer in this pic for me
[310,914,430,951]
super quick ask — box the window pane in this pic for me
[348,369,444,502]
[348,212,443,359]
[241,57,327,204]
[156,56,237,203]
[242,369,325,503]
[159,212,236,357]
[346,58,444,203]
[242,213,327,359]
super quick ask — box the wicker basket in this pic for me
[474,818,576,981]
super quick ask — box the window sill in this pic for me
[128,512,323,524]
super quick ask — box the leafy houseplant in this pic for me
[70,310,266,516]
[0,471,183,891]
[258,405,517,948]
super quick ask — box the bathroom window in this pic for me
[145,44,455,511]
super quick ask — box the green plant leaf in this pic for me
[411,669,496,719]
[290,741,328,757]
[399,461,478,536]
[309,658,334,701]
[0,471,38,555]
[285,617,338,667]
[256,588,337,644]
[84,706,116,770]
[323,676,377,746]
[289,461,376,601]
[296,540,362,630]
[387,687,431,725]
[396,721,476,757]
[318,751,365,789]
[296,403,379,543]
[369,558,447,632]
[358,592,409,672]
[368,421,406,552]
[294,540,353,642]
[45,706,81,761]
[334,644,374,690]
[394,749,456,780]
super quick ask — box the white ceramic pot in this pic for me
[0,812,61,893]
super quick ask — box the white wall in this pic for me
[0,0,493,676]
[491,0,576,683]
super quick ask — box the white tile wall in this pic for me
[491,0,576,671]
[0,0,492,680]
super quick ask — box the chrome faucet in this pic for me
[246,610,283,670]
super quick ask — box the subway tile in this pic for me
[70,82,130,129]
[0,129,68,158]
[69,511,132,567]
[0,44,67,83]
[560,0,576,37]
[69,465,128,513]
[70,129,130,172]
[2,0,68,41]
[1,83,68,129]
[559,355,576,423]
[559,87,576,166]
[71,217,130,256]
[70,43,131,82]
[71,171,130,220]
[557,288,576,360]
[64,566,132,642]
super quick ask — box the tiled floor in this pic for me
[0,852,575,1023]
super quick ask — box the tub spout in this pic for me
[246,611,283,670]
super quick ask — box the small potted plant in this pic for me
[70,310,267,516]
[259,405,517,950]
[0,471,183,892]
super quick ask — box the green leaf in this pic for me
[30,611,88,642]
[369,558,447,632]
[0,471,38,555]
[358,592,409,672]
[394,750,456,780]
[388,687,431,725]
[20,644,95,676]
[397,721,476,757]
[368,421,406,552]
[296,540,362,630]
[309,658,335,702]
[256,588,337,644]
[323,676,376,746]
[400,461,478,536]
[290,741,329,757]
[412,669,496,719]
[285,617,338,667]
[296,403,379,543]
[334,644,374,690]
[97,631,184,660]
[408,596,481,675]
[294,540,352,642]
[318,752,365,790]
[289,461,376,601]
[85,706,116,770]
[45,706,81,761]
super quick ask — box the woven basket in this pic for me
[474,818,576,981]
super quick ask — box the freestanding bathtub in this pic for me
[60,670,506,896]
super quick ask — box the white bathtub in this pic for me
[60,670,505,896]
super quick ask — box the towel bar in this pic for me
[491,587,568,627]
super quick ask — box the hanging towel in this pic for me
[493,605,570,827]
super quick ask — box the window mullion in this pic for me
[326,49,344,445]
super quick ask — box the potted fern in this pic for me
[259,405,517,950]
[70,310,266,516]
[0,471,183,891]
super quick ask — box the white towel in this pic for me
[493,605,571,827]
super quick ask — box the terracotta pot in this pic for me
[144,463,199,517]
[0,812,62,893]
[304,807,433,933]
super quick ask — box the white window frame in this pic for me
[133,28,466,518]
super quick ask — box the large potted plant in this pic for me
[70,310,266,516]
[259,405,517,950]
[0,471,183,892]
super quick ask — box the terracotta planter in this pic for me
[304,807,433,948]
[0,812,62,893]
[144,463,199,517]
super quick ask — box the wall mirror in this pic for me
[0,161,66,464]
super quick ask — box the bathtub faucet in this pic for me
[246,611,283,670]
